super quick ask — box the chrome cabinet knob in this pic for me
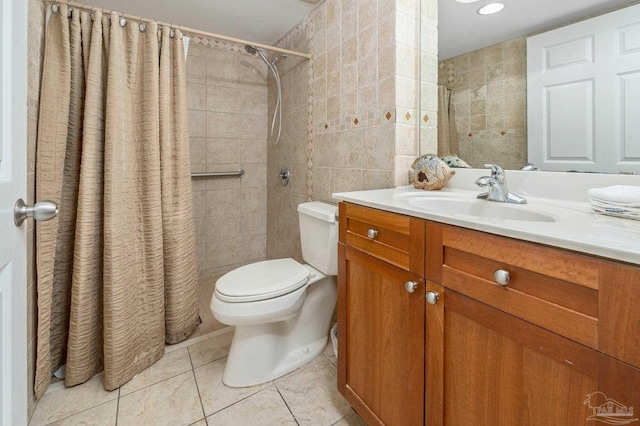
[367,228,378,239]
[493,269,510,286]
[426,291,440,305]
[405,281,418,293]
[14,199,58,227]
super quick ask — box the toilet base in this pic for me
[222,334,328,387]
[220,276,337,387]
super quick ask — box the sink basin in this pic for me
[402,196,556,223]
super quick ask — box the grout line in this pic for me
[274,385,300,425]
[207,384,273,417]
[115,388,120,426]
[164,326,233,354]
[40,399,117,426]
[190,368,208,425]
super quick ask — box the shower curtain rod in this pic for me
[47,1,313,60]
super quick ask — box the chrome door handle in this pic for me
[14,199,58,226]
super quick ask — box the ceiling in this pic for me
[439,0,638,59]
[83,0,319,46]
[82,0,637,59]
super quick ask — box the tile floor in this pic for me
[191,276,228,338]
[30,321,363,426]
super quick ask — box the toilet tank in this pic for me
[297,202,338,276]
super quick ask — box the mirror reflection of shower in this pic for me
[245,45,286,145]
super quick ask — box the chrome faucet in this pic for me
[475,164,527,204]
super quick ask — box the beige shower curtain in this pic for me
[34,5,200,398]
[437,85,459,156]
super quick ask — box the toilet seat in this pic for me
[215,258,310,303]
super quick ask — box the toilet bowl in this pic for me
[210,201,338,387]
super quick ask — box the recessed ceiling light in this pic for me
[478,3,505,15]
[456,0,480,3]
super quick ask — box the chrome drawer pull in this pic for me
[494,269,510,286]
[367,228,378,239]
[426,291,440,305]
[405,281,418,293]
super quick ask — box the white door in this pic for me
[0,0,28,424]
[527,3,640,173]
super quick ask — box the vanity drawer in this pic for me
[339,202,424,274]
[429,224,601,348]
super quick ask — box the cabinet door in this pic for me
[441,290,640,426]
[338,244,425,426]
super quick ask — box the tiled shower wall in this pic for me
[186,45,269,279]
[27,0,46,420]
[266,28,311,262]
[438,38,528,170]
[268,0,430,261]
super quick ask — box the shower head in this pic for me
[245,45,259,55]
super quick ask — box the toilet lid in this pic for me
[215,258,310,302]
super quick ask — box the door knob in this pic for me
[367,229,378,239]
[14,199,58,227]
[405,281,418,293]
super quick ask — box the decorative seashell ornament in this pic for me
[409,154,456,190]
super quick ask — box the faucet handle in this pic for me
[475,176,491,187]
[484,163,505,178]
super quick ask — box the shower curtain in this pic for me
[34,5,200,398]
[437,85,459,156]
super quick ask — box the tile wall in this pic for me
[186,43,269,278]
[310,0,422,194]
[420,0,438,154]
[438,38,528,170]
[268,0,431,261]
[27,0,46,420]
[266,25,311,261]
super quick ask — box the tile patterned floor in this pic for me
[29,328,365,426]
[191,277,228,338]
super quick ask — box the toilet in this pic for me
[210,201,338,387]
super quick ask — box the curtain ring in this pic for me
[169,28,175,38]
[138,22,147,33]
[51,2,60,14]
[119,15,127,27]
[67,7,73,18]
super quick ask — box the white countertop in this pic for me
[333,169,640,266]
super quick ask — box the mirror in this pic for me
[422,0,640,173]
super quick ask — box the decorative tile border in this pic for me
[305,19,314,201]
[190,35,249,53]
[313,107,418,134]
[274,15,315,201]
[439,62,455,88]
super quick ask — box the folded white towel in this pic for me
[590,199,640,213]
[588,185,640,205]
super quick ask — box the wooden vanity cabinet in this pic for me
[426,223,640,426]
[338,203,426,425]
[338,203,640,426]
